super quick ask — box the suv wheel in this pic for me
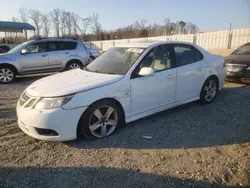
[66,60,83,70]
[0,67,16,84]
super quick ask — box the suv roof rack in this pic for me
[36,37,78,40]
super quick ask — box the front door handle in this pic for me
[197,67,203,71]
[165,74,174,79]
[41,54,47,57]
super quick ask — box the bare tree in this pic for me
[11,17,19,22]
[29,9,42,37]
[42,14,50,37]
[185,22,199,34]
[78,17,91,40]
[50,9,61,37]
[134,19,148,37]
[71,13,79,37]
[60,10,67,36]
[163,18,170,35]
[19,8,29,39]
[65,12,72,35]
[91,14,102,40]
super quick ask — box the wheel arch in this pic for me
[65,59,84,69]
[0,63,19,74]
[76,97,126,136]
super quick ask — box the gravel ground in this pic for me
[0,74,250,188]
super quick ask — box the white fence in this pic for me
[89,28,250,51]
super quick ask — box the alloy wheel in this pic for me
[88,105,118,138]
[69,63,80,69]
[203,80,217,102]
[0,68,14,83]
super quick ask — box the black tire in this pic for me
[0,66,16,84]
[78,99,124,140]
[90,56,95,62]
[66,60,83,70]
[200,77,218,104]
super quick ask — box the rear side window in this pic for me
[54,41,77,51]
[63,42,77,50]
[174,45,203,66]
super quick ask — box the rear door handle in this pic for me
[197,67,203,71]
[41,54,47,57]
[65,52,70,55]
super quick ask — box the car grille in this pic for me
[19,92,38,108]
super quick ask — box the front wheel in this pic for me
[78,100,123,140]
[200,78,218,104]
[0,67,16,84]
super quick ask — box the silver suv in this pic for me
[0,38,89,84]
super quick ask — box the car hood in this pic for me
[224,55,250,65]
[26,69,123,97]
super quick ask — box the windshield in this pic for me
[8,41,30,54]
[232,43,250,55]
[86,47,145,75]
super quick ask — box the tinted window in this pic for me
[46,42,57,51]
[53,41,77,51]
[139,45,173,72]
[174,45,202,66]
[25,42,46,54]
[232,43,250,55]
[194,48,203,61]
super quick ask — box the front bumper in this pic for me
[226,70,250,83]
[17,104,87,141]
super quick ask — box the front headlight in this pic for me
[34,95,74,110]
[246,66,250,70]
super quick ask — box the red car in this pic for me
[224,43,250,83]
[0,48,5,54]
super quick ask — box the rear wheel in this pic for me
[200,77,218,104]
[0,67,16,84]
[66,60,83,70]
[78,100,123,140]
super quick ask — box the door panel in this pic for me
[18,42,49,71]
[130,44,177,115]
[176,60,206,101]
[131,69,176,114]
[173,44,206,101]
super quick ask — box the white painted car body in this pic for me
[17,41,226,141]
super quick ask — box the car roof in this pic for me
[116,40,196,48]
[27,38,79,43]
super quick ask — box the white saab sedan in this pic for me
[17,41,226,141]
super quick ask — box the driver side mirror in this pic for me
[21,49,28,55]
[138,67,155,76]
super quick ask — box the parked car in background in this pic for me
[17,41,225,141]
[224,42,250,83]
[83,42,101,61]
[0,48,5,54]
[0,45,10,53]
[0,38,89,84]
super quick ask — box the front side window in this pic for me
[25,42,46,54]
[86,47,145,75]
[232,43,250,55]
[139,45,173,72]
